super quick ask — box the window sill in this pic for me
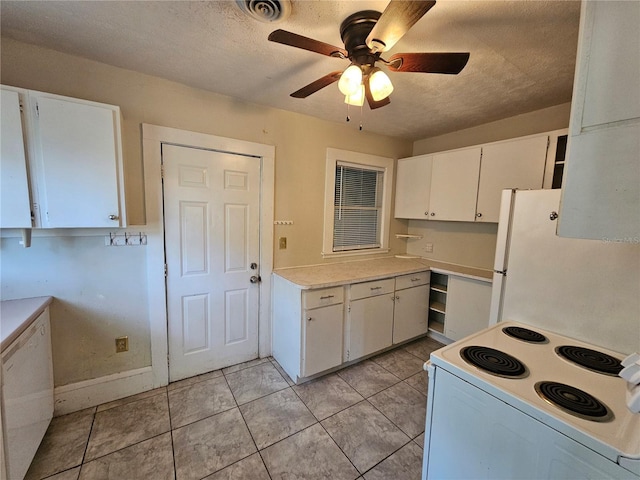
[321,248,390,259]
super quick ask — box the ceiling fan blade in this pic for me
[364,80,391,110]
[387,52,470,74]
[268,29,347,58]
[366,0,436,53]
[290,71,342,98]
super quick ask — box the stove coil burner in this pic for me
[535,381,614,422]
[555,345,623,376]
[460,346,528,378]
[502,326,548,344]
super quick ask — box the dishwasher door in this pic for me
[1,309,54,480]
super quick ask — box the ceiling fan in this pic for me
[268,0,470,110]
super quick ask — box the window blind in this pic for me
[333,162,384,252]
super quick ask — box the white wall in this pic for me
[0,235,150,385]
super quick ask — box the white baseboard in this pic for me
[54,366,156,416]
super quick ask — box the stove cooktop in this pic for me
[429,321,640,462]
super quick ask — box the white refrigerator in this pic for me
[488,189,640,355]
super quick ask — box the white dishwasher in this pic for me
[1,308,54,480]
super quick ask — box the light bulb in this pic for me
[369,68,394,101]
[338,64,363,96]
[344,84,365,106]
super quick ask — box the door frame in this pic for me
[142,124,275,387]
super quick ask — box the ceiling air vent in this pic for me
[236,0,292,23]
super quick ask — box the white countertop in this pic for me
[273,256,492,289]
[1,296,53,352]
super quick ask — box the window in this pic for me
[323,148,394,257]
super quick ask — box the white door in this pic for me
[30,93,124,227]
[476,135,549,223]
[163,144,261,381]
[393,285,430,344]
[429,147,481,222]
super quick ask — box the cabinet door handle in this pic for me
[396,296,400,300]
[109,214,119,220]
[370,286,382,291]
[430,212,435,217]
[307,317,313,322]
[320,295,335,300]
[476,212,482,218]
[424,211,429,216]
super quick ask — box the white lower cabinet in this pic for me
[429,272,492,342]
[303,302,344,377]
[272,276,345,383]
[345,278,395,362]
[273,269,432,382]
[392,272,430,344]
[345,272,430,363]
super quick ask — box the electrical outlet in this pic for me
[115,336,129,353]
[425,243,433,253]
[279,237,287,249]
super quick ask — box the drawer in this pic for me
[396,271,430,290]
[303,286,344,309]
[350,278,395,301]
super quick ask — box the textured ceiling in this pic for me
[0,0,581,140]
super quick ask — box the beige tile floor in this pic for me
[25,336,444,480]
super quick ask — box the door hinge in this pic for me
[164,264,168,277]
[160,165,164,179]
[35,102,39,116]
[347,305,351,313]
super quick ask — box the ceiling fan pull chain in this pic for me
[346,102,351,122]
[359,103,364,131]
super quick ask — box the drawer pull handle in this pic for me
[370,286,382,290]
[320,295,335,300]
[411,277,421,282]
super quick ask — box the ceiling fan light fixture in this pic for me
[369,68,394,101]
[344,84,365,106]
[338,64,363,96]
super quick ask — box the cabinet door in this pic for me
[394,154,433,219]
[444,276,491,341]
[558,1,639,240]
[0,88,32,228]
[429,147,481,222]
[393,284,429,344]
[347,293,394,361]
[31,94,125,227]
[476,136,549,223]
[303,303,343,377]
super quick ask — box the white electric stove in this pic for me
[422,321,640,479]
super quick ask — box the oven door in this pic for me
[422,366,636,479]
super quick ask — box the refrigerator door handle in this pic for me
[494,269,507,275]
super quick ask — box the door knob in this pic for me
[109,214,119,220]
[250,275,262,284]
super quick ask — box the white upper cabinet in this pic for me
[476,135,549,223]
[0,85,126,229]
[558,1,639,240]
[394,154,433,220]
[29,92,126,228]
[0,87,32,228]
[429,147,481,222]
